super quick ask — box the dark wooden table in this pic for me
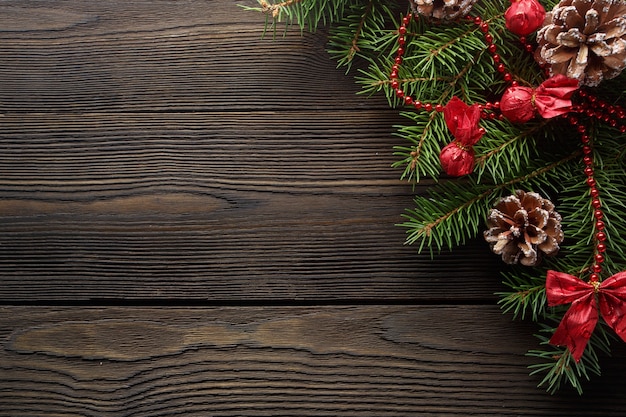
[1,1,626,415]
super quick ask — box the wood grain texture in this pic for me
[0,111,500,301]
[0,0,382,112]
[0,0,504,302]
[2,0,625,412]
[2,306,626,416]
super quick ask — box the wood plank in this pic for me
[0,0,386,113]
[0,111,501,301]
[1,306,625,416]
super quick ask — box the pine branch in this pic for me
[474,119,552,183]
[497,268,548,321]
[244,0,354,34]
[327,0,373,68]
[527,323,612,395]
[401,150,581,253]
[392,111,448,183]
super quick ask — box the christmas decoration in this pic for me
[250,0,626,393]
[484,190,564,266]
[546,270,626,362]
[535,0,626,86]
[439,96,485,176]
[505,0,546,36]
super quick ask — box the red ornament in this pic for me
[500,75,579,123]
[439,141,476,176]
[504,0,545,36]
[439,97,485,176]
[499,85,535,123]
[546,270,626,362]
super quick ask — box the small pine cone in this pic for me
[535,0,626,87]
[483,190,564,266]
[409,0,478,21]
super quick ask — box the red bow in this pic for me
[546,270,626,362]
[534,75,580,119]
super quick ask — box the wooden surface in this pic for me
[1,1,625,415]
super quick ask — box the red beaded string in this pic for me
[390,14,441,112]
[571,91,625,280]
[390,13,515,119]
[469,15,514,85]
[576,90,626,134]
[568,114,607,282]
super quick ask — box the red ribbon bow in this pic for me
[546,270,626,362]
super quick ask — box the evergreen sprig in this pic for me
[392,111,448,182]
[327,0,397,70]
[243,0,354,35]
[400,179,496,253]
[250,0,626,393]
[527,322,613,395]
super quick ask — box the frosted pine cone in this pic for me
[483,190,564,266]
[535,0,626,87]
[409,0,478,21]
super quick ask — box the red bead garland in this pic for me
[389,13,514,119]
[575,90,626,133]
[468,15,513,88]
[567,87,626,282]
[391,14,444,113]
[569,115,608,282]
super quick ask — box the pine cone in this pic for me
[409,0,478,21]
[483,190,564,266]
[535,0,626,87]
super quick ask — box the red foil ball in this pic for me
[504,0,545,36]
[439,141,475,177]
[500,86,535,123]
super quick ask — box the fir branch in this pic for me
[259,0,302,19]
[346,0,371,63]
[392,111,448,183]
[527,323,612,395]
[474,120,550,183]
[411,25,486,82]
[245,0,354,34]
[402,150,581,253]
[497,268,547,321]
[327,0,398,70]
[367,74,456,92]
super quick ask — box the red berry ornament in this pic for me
[504,0,546,36]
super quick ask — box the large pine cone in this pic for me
[409,0,478,21]
[483,190,564,266]
[535,0,626,87]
